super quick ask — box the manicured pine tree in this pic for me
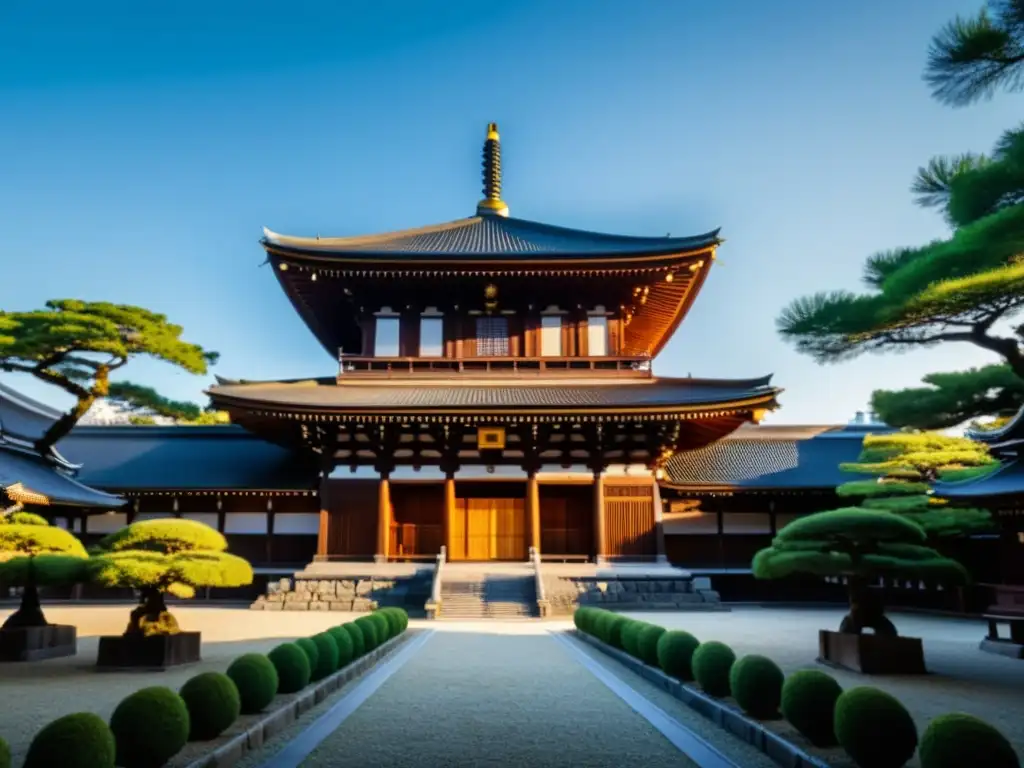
[87,519,253,635]
[0,509,89,629]
[754,432,997,635]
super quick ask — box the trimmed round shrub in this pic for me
[378,608,404,638]
[620,619,648,657]
[393,607,409,632]
[691,641,736,697]
[918,713,1019,768]
[295,636,320,670]
[179,672,241,740]
[834,686,918,768]
[342,622,366,658]
[0,737,9,768]
[605,613,629,649]
[729,655,784,719]
[592,610,613,642]
[24,712,115,768]
[268,642,312,694]
[355,616,380,650]
[226,653,279,714]
[368,611,391,643]
[327,626,355,668]
[573,606,591,632]
[109,686,190,768]
[637,624,666,666]
[310,632,340,680]
[780,670,843,747]
[657,630,700,681]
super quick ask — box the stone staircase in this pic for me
[440,574,537,619]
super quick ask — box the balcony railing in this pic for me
[337,353,652,379]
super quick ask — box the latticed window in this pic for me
[476,316,509,356]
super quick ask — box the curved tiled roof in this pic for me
[207,375,778,413]
[262,217,721,261]
[0,445,124,508]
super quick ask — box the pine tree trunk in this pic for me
[839,576,897,636]
[1,558,48,629]
[125,587,180,636]
[34,365,109,455]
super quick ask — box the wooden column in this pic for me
[527,470,541,555]
[593,470,606,563]
[443,474,456,560]
[375,474,392,563]
[316,479,330,558]
[651,478,668,564]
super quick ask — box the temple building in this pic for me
[3,125,919,610]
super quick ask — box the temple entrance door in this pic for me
[449,498,526,561]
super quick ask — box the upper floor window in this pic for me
[540,315,562,357]
[374,314,400,357]
[587,313,609,356]
[476,316,509,356]
[420,315,444,357]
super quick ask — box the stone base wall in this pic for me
[542,575,724,615]
[250,574,431,614]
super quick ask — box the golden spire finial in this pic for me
[477,122,509,217]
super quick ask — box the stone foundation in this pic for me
[542,575,726,615]
[250,573,431,614]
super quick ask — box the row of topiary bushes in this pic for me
[4,608,409,768]
[574,607,1019,768]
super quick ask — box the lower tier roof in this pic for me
[207,375,779,415]
[56,422,884,493]
[935,460,1024,501]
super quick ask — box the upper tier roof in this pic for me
[261,217,722,263]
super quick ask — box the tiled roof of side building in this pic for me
[0,445,125,507]
[261,217,722,260]
[58,426,320,492]
[0,382,64,444]
[664,424,892,490]
[208,375,778,412]
[966,405,1024,455]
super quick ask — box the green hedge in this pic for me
[834,686,918,768]
[780,669,842,747]
[268,642,312,694]
[226,654,279,714]
[918,713,1020,768]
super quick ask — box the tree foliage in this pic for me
[89,519,253,599]
[106,383,231,425]
[870,364,1024,429]
[925,0,1024,107]
[778,123,1024,383]
[0,300,218,452]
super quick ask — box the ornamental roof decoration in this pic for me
[261,123,721,263]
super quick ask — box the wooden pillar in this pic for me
[593,470,606,563]
[527,470,541,556]
[316,480,330,559]
[443,474,456,560]
[651,478,668,564]
[375,474,392,563]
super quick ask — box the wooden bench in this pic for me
[984,613,1024,645]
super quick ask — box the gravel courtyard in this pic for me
[1,605,1020,767]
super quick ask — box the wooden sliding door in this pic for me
[449,497,526,561]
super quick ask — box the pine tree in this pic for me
[753,433,996,636]
[0,511,89,629]
[925,0,1024,107]
[0,300,218,452]
[87,519,253,636]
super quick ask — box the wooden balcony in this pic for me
[337,354,653,379]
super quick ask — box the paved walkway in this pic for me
[257,627,756,768]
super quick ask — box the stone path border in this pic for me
[571,629,830,768]
[256,630,435,768]
[182,630,424,768]
[551,631,740,768]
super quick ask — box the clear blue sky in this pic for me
[1,0,1018,424]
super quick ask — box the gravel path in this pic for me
[297,627,705,768]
